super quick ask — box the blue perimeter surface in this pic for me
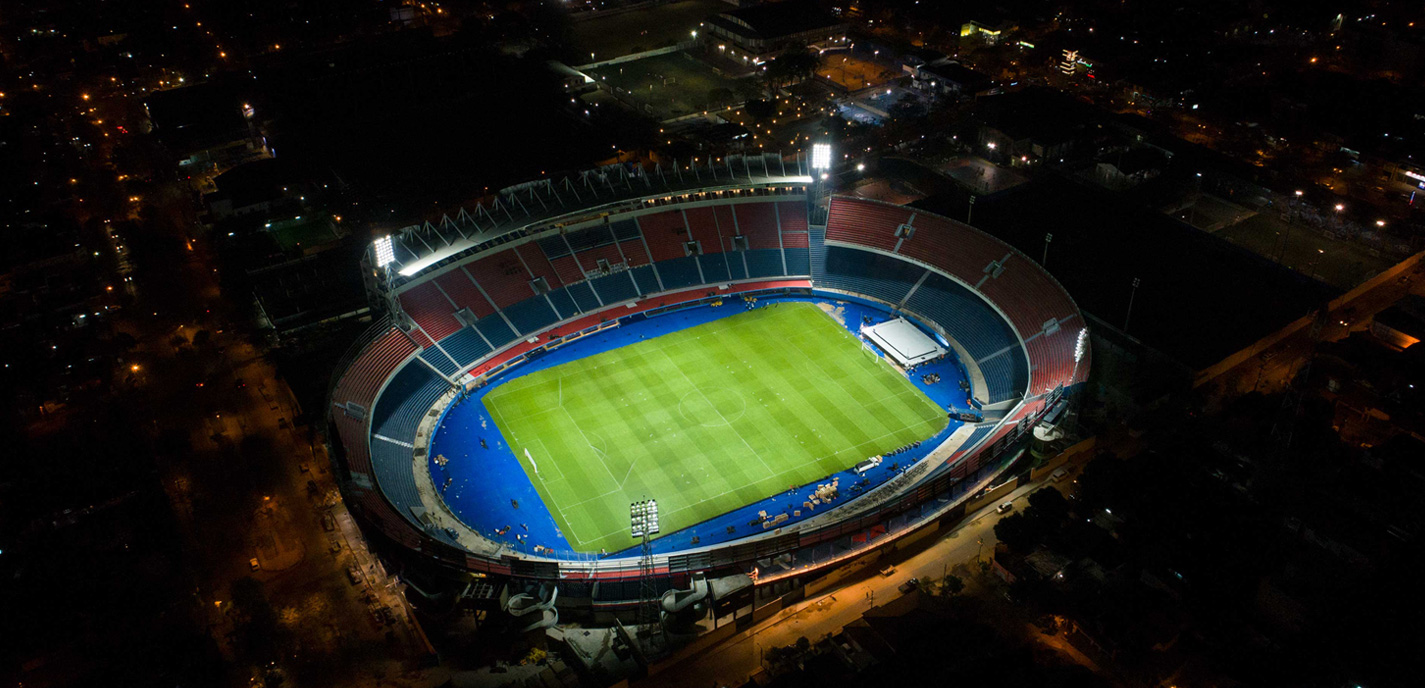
[426,295,977,560]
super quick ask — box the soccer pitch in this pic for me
[483,302,947,553]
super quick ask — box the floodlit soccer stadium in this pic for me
[327,151,1088,612]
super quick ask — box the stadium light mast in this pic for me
[811,142,833,223]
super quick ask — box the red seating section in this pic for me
[397,281,462,340]
[733,202,781,249]
[516,243,565,289]
[825,197,905,252]
[684,207,727,253]
[572,242,627,271]
[777,201,809,248]
[896,213,1006,281]
[465,253,533,309]
[331,326,417,410]
[550,254,586,285]
[619,239,651,266]
[433,269,495,319]
[637,209,691,261]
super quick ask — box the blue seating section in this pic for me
[630,265,661,295]
[725,252,748,280]
[370,439,424,521]
[476,316,519,349]
[419,346,458,376]
[656,256,703,290]
[372,363,444,437]
[817,246,922,305]
[699,253,733,282]
[976,351,1028,403]
[744,249,784,278]
[546,289,578,319]
[590,272,639,305]
[785,246,810,276]
[566,282,602,312]
[504,296,559,335]
[903,273,1019,363]
[439,327,492,367]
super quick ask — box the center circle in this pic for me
[678,387,746,427]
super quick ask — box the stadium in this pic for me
[327,150,1088,622]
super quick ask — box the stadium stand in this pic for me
[619,239,652,266]
[683,207,727,253]
[817,246,922,306]
[476,315,520,349]
[744,249,785,279]
[733,202,782,250]
[437,327,493,368]
[398,281,463,340]
[434,269,496,319]
[777,201,809,237]
[516,243,565,290]
[975,350,1028,404]
[565,281,603,312]
[629,265,661,294]
[465,252,534,309]
[546,287,580,319]
[636,209,692,261]
[332,326,418,409]
[419,346,459,377]
[896,212,1008,286]
[589,271,639,305]
[503,296,561,335]
[655,255,704,290]
[699,252,735,283]
[902,273,1019,363]
[825,197,907,252]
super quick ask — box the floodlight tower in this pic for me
[368,234,405,320]
[810,142,833,225]
[632,499,663,652]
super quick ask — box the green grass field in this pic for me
[483,302,947,553]
[586,52,742,120]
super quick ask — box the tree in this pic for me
[1026,487,1070,525]
[994,511,1039,552]
[745,98,777,121]
[763,45,820,91]
[708,87,735,108]
[941,574,965,596]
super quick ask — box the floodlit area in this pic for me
[585,51,743,120]
[473,303,946,553]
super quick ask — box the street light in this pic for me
[1335,203,1345,212]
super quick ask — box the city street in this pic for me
[645,471,1083,688]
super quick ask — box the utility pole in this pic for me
[1123,277,1141,333]
[967,195,977,225]
[1042,232,1053,268]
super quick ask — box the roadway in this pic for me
[643,465,1085,688]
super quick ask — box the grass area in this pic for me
[483,302,947,553]
[569,0,725,62]
[586,51,742,120]
[1215,213,1394,290]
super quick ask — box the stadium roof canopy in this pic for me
[376,153,813,282]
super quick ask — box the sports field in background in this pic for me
[483,302,947,553]
[585,51,742,120]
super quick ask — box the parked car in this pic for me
[249,557,260,571]
[898,577,920,594]
[322,513,336,531]
[346,565,361,585]
[996,501,1015,514]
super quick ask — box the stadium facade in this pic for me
[327,152,1089,613]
